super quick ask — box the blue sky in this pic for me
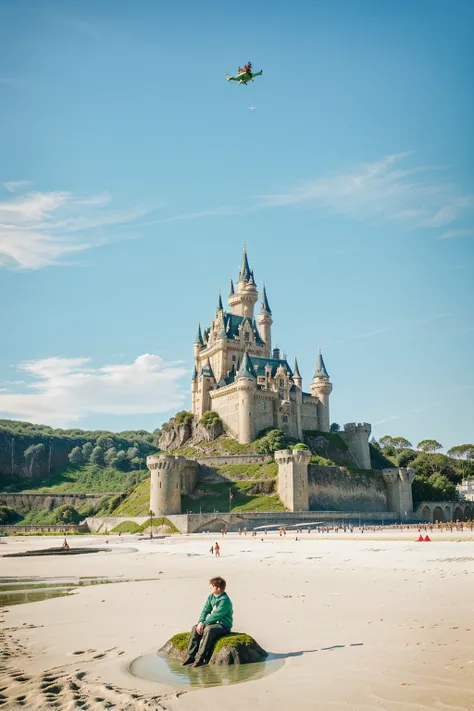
[0,0,473,449]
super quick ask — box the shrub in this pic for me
[254,429,288,455]
[293,443,309,451]
[200,410,222,428]
[174,411,194,427]
[52,504,81,525]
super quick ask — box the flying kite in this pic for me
[225,61,263,85]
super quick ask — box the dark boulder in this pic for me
[159,632,267,665]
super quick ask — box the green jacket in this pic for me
[198,592,233,630]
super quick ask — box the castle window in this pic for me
[282,415,289,423]
[280,379,284,387]
[244,332,250,341]
[263,401,267,410]
[232,355,236,361]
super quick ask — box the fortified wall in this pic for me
[147,451,415,521]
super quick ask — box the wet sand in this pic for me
[1,530,473,710]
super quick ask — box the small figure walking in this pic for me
[214,542,220,557]
[209,544,214,555]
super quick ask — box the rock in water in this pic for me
[159,632,267,665]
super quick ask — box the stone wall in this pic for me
[166,510,399,533]
[0,492,111,512]
[0,524,87,534]
[196,455,271,466]
[84,516,149,532]
[308,465,388,512]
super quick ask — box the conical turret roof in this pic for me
[314,350,329,379]
[195,323,203,345]
[229,278,235,296]
[238,245,251,282]
[260,283,271,313]
[237,351,256,379]
[217,292,223,311]
[293,357,301,378]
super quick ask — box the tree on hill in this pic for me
[104,447,118,467]
[96,435,114,451]
[391,437,412,450]
[90,446,105,466]
[82,442,94,460]
[397,449,417,467]
[417,439,442,453]
[412,473,458,504]
[330,423,340,433]
[68,446,83,466]
[447,444,474,474]
[24,443,45,476]
[412,453,458,481]
[114,449,129,471]
[379,435,394,449]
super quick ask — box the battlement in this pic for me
[274,449,312,466]
[343,422,372,436]
[147,455,188,471]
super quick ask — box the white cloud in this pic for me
[2,180,32,193]
[439,228,474,240]
[0,188,154,270]
[258,153,474,233]
[0,354,188,426]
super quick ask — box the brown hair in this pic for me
[210,576,226,590]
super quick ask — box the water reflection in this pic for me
[0,576,159,607]
[129,652,284,689]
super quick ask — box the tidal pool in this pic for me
[0,576,159,607]
[128,652,284,689]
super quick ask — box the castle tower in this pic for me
[382,467,415,518]
[194,322,203,360]
[235,351,256,443]
[228,246,258,319]
[293,357,303,440]
[256,283,273,357]
[340,422,372,469]
[198,360,215,417]
[275,448,311,511]
[148,455,185,516]
[310,350,333,432]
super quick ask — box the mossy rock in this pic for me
[159,631,267,665]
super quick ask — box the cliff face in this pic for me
[159,417,223,451]
[0,431,80,484]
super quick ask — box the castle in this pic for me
[192,246,335,445]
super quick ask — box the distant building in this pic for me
[457,479,474,502]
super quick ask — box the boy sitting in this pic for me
[182,576,233,668]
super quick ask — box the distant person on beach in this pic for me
[209,545,214,555]
[182,576,233,668]
[62,538,69,550]
[214,542,220,557]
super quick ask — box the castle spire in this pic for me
[194,322,203,345]
[294,357,301,377]
[237,350,255,379]
[238,244,251,282]
[260,283,271,313]
[217,291,223,312]
[229,278,235,296]
[314,349,329,379]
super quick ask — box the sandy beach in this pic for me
[1,530,473,711]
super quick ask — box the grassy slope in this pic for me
[20,464,146,494]
[113,479,285,516]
